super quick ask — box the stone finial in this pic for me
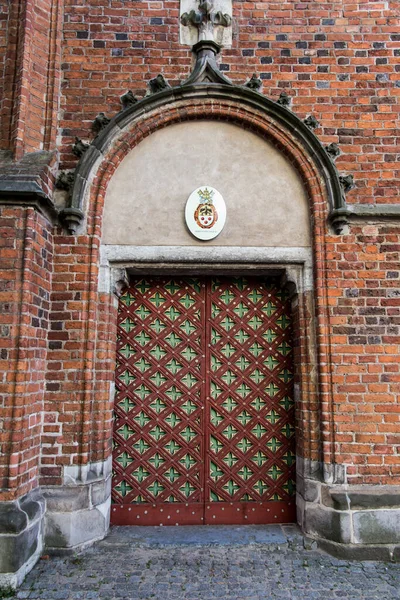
[72,137,90,158]
[325,142,341,161]
[55,171,74,191]
[148,74,171,94]
[339,174,355,193]
[92,113,111,135]
[277,91,291,107]
[244,73,262,92]
[304,115,320,130]
[120,90,138,110]
[180,0,232,46]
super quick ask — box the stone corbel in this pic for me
[112,268,129,298]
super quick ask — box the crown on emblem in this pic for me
[198,187,214,203]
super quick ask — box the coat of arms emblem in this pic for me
[185,185,226,240]
[193,187,218,229]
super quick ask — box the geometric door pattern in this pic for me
[112,277,296,525]
[205,278,295,524]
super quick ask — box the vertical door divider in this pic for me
[203,278,212,525]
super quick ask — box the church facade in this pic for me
[0,0,400,586]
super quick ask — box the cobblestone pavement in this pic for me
[16,525,400,600]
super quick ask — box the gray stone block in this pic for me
[0,519,41,573]
[45,502,109,550]
[304,503,351,544]
[295,473,305,497]
[0,490,45,586]
[322,463,346,485]
[328,489,349,510]
[19,491,45,522]
[0,504,27,534]
[302,478,320,503]
[91,476,111,507]
[296,491,305,527]
[43,486,90,512]
[392,545,400,562]
[353,509,400,545]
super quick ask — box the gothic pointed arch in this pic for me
[60,41,347,236]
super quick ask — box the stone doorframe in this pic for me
[99,243,322,512]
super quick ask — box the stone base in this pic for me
[43,458,111,554]
[299,469,400,561]
[0,488,45,588]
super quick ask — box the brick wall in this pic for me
[0,207,53,501]
[40,236,117,486]
[40,234,98,485]
[0,1,7,85]
[327,223,400,484]
[0,0,63,157]
[0,0,18,151]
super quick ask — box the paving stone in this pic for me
[14,525,400,600]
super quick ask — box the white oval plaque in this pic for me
[185,186,226,241]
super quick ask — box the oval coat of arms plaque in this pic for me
[185,186,226,241]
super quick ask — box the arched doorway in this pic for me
[97,119,314,526]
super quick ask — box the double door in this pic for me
[112,276,296,525]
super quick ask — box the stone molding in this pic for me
[0,150,58,222]
[298,474,400,560]
[64,80,344,233]
[60,41,400,236]
[329,203,400,228]
[0,189,58,224]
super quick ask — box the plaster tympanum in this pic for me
[102,121,311,247]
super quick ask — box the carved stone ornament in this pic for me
[325,142,341,161]
[180,0,232,47]
[148,74,171,95]
[339,174,355,193]
[304,115,320,130]
[244,73,262,92]
[92,112,111,135]
[277,91,291,108]
[56,171,74,191]
[120,90,138,110]
[72,137,90,158]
